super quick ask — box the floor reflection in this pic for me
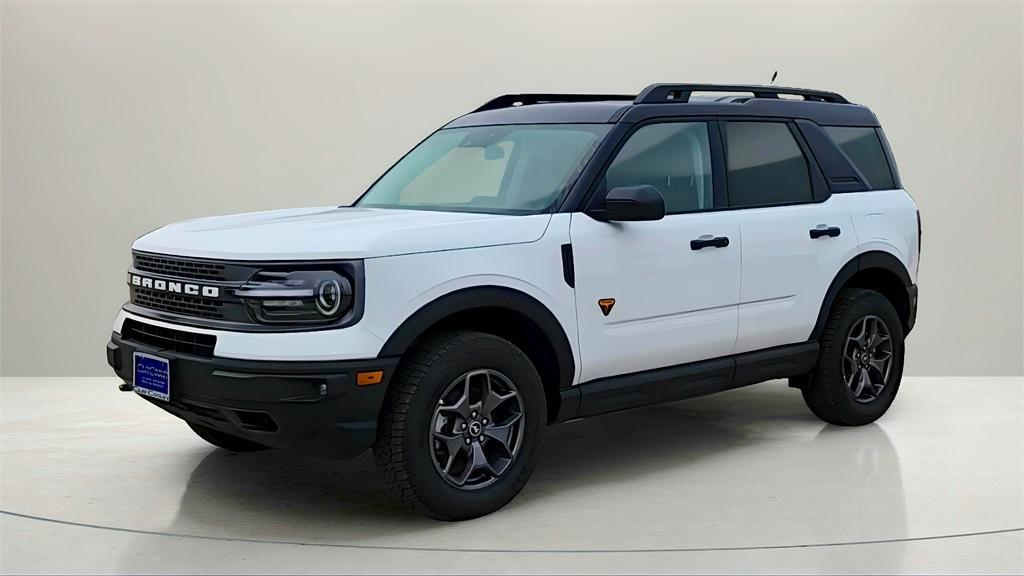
[115,382,908,570]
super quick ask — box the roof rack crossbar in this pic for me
[474,93,635,113]
[635,84,849,105]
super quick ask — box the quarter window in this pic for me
[605,122,714,214]
[725,122,813,207]
[823,126,896,190]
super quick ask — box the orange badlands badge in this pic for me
[598,298,616,316]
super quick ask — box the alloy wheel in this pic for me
[841,314,894,403]
[430,369,525,490]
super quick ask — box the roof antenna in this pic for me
[770,71,778,85]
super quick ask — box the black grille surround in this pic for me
[125,251,365,333]
[121,318,216,357]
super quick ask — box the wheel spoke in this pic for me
[453,442,497,487]
[483,412,521,454]
[853,367,870,397]
[843,347,860,364]
[437,373,474,419]
[435,432,466,474]
[867,318,881,348]
[845,367,859,389]
[850,318,870,348]
[482,386,517,419]
[868,357,889,378]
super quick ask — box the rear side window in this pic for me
[725,122,813,207]
[823,126,896,190]
[605,122,713,214]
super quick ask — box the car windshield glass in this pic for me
[356,124,611,215]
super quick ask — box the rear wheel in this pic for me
[374,331,545,521]
[800,288,905,426]
[187,422,269,452]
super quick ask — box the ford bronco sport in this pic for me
[107,83,920,520]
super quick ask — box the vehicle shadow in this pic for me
[119,381,905,564]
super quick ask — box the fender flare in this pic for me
[810,251,913,340]
[378,286,576,390]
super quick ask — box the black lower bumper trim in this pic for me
[108,332,399,459]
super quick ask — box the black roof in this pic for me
[446,83,880,128]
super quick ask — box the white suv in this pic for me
[107,83,920,520]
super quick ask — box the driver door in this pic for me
[570,120,741,382]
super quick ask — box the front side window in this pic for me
[726,122,813,207]
[823,126,896,190]
[357,124,611,215]
[604,122,713,214]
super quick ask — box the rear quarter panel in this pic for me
[832,189,920,284]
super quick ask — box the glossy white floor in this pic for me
[1,377,1021,575]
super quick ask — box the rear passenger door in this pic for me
[723,120,858,354]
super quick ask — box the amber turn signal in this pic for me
[356,370,384,386]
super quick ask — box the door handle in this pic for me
[690,235,730,250]
[809,226,841,239]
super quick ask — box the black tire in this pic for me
[188,422,270,452]
[374,331,546,521]
[801,288,905,426]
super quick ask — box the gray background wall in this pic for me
[1,0,1022,377]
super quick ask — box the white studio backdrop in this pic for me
[1,0,1021,376]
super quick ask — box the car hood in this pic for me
[132,207,552,260]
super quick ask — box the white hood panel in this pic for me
[133,207,552,260]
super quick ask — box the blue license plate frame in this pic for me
[133,352,170,402]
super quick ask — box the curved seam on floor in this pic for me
[3,510,1021,554]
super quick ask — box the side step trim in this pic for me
[556,342,819,422]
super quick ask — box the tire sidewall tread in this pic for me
[803,288,905,426]
[374,330,545,521]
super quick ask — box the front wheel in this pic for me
[801,288,905,426]
[374,331,545,521]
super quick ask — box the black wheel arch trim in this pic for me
[377,286,576,391]
[810,250,914,340]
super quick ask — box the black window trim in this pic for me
[875,127,902,190]
[571,114,843,216]
[716,117,831,211]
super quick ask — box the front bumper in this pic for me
[107,332,398,459]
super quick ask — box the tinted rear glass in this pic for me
[824,126,895,190]
[725,122,813,207]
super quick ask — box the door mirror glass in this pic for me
[594,185,666,221]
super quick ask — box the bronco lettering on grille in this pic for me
[128,273,220,298]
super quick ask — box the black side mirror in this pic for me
[590,185,666,222]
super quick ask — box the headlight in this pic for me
[237,270,353,324]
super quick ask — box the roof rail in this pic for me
[474,93,635,113]
[635,83,849,105]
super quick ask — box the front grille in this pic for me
[133,288,225,319]
[129,252,257,324]
[121,319,216,358]
[134,253,227,281]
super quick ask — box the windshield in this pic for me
[356,124,611,215]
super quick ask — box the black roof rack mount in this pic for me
[635,83,849,105]
[474,93,634,113]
